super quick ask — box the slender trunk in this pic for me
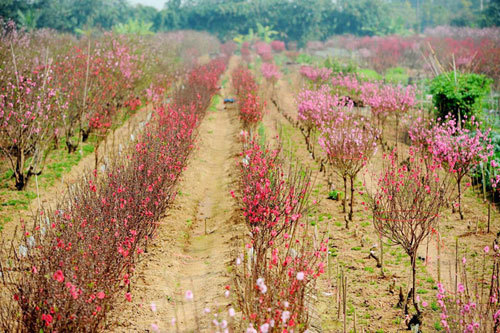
[458,179,464,220]
[379,229,384,277]
[348,175,355,222]
[343,175,347,214]
[411,253,420,314]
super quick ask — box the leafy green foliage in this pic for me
[113,19,153,35]
[430,72,493,120]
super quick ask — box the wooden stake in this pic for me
[343,274,347,333]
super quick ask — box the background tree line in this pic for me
[1,0,499,44]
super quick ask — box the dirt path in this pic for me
[106,59,243,332]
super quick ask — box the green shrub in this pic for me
[429,72,492,120]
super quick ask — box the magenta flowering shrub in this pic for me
[236,141,312,250]
[330,74,363,105]
[53,35,141,153]
[370,148,453,325]
[0,68,66,190]
[232,140,325,331]
[254,41,273,62]
[296,84,351,149]
[0,58,226,332]
[232,65,264,130]
[360,83,416,130]
[234,226,327,332]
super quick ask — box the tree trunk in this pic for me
[343,175,347,214]
[348,175,355,222]
[411,253,421,315]
[81,127,91,142]
[457,180,464,220]
[15,148,27,190]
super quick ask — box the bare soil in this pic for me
[261,68,499,332]
[105,57,244,332]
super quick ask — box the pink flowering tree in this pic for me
[319,115,379,226]
[0,69,65,190]
[361,83,416,149]
[260,62,281,86]
[370,148,453,326]
[299,66,332,86]
[296,85,350,154]
[428,116,493,219]
[270,40,286,53]
[260,62,281,99]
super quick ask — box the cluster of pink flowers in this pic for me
[408,114,493,218]
[434,244,500,332]
[232,65,264,129]
[270,40,286,53]
[299,65,332,84]
[233,139,326,331]
[296,84,351,131]
[360,82,416,123]
[254,41,273,62]
[260,62,282,84]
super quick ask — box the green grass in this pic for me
[385,67,409,85]
[209,95,220,112]
[258,122,267,147]
[39,143,94,188]
[364,266,375,273]
[357,68,382,81]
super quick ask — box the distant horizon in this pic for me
[128,0,165,10]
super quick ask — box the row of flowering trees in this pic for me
[295,62,496,329]
[0,26,146,190]
[296,83,380,226]
[232,65,265,131]
[301,68,417,144]
[232,138,327,332]
[0,57,227,332]
[0,25,218,191]
[321,30,500,86]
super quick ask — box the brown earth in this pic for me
[105,57,245,332]
[259,65,499,332]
